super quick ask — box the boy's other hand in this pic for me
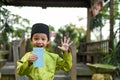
[58,36,73,53]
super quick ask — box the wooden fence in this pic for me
[77,40,109,63]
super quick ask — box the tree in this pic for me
[0,6,30,38]
[90,0,120,52]
[54,23,86,53]
[102,0,120,52]
[0,5,30,50]
[90,13,104,40]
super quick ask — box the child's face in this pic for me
[31,33,50,48]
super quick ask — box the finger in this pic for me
[34,55,38,58]
[32,56,38,60]
[58,46,63,50]
[64,36,67,43]
[30,54,37,60]
[61,39,63,45]
[69,41,73,46]
[67,38,70,43]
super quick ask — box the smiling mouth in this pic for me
[36,45,43,47]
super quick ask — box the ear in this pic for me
[47,40,51,44]
[30,38,33,44]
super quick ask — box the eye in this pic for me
[42,38,45,41]
[34,38,39,41]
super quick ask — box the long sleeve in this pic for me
[17,52,33,75]
[55,52,72,72]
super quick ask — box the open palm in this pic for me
[58,37,73,53]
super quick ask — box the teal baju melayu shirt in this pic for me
[17,49,72,80]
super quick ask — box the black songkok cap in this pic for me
[31,23,50,40]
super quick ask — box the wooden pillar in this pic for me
[109,0,114,53]
[12,41,20,80]
[0,72,1,80]
[19,32,26,58]
[12,40,28,80]
[70,42,77,80]
[86,8,91,42]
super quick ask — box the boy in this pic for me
[17,23,73,80]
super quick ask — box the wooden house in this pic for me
[0,0,112,80]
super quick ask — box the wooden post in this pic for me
[70,42,77,80]
[86,8,91,42]
[13,40,28,80]
[19,32,26,58]
[109,0,114,53]
[12,40,21,80]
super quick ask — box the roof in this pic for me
[2,0,91,8]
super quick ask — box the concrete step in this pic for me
[0,62,15,75]
[77,63,93,76]
[54,70,70,80]
[54,74,70,80]
[77,63,92,80]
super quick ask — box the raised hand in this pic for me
[58,36,73,53]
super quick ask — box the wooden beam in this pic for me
[2,0,91,8]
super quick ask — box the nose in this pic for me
[36,39,42,43]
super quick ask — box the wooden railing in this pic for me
[78,40,109,63]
